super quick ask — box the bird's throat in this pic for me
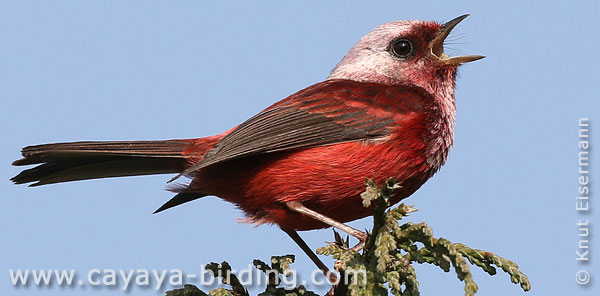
[423,75,456,175]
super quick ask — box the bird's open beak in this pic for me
[430,14,485,65]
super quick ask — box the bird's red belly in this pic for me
[195,140,430,230]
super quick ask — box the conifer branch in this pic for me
[166,178,531,296]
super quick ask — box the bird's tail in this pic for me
[11,139,213,187]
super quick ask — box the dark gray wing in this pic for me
[169,79,429,181]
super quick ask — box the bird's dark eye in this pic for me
[389,38,414,58]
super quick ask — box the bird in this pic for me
[11,15,483,276]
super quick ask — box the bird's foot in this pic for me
[332,228,367,252]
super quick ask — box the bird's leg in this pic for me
[286,201,367,251]
[282,228,337,283]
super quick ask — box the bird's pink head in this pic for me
[328,15,483,94]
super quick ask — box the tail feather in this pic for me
[12,140,193,186]
[153,192,206,214]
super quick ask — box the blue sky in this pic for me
[1,1,598,295]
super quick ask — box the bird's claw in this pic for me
[332,229,367,252]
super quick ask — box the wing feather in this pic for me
[170,79,430,181]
